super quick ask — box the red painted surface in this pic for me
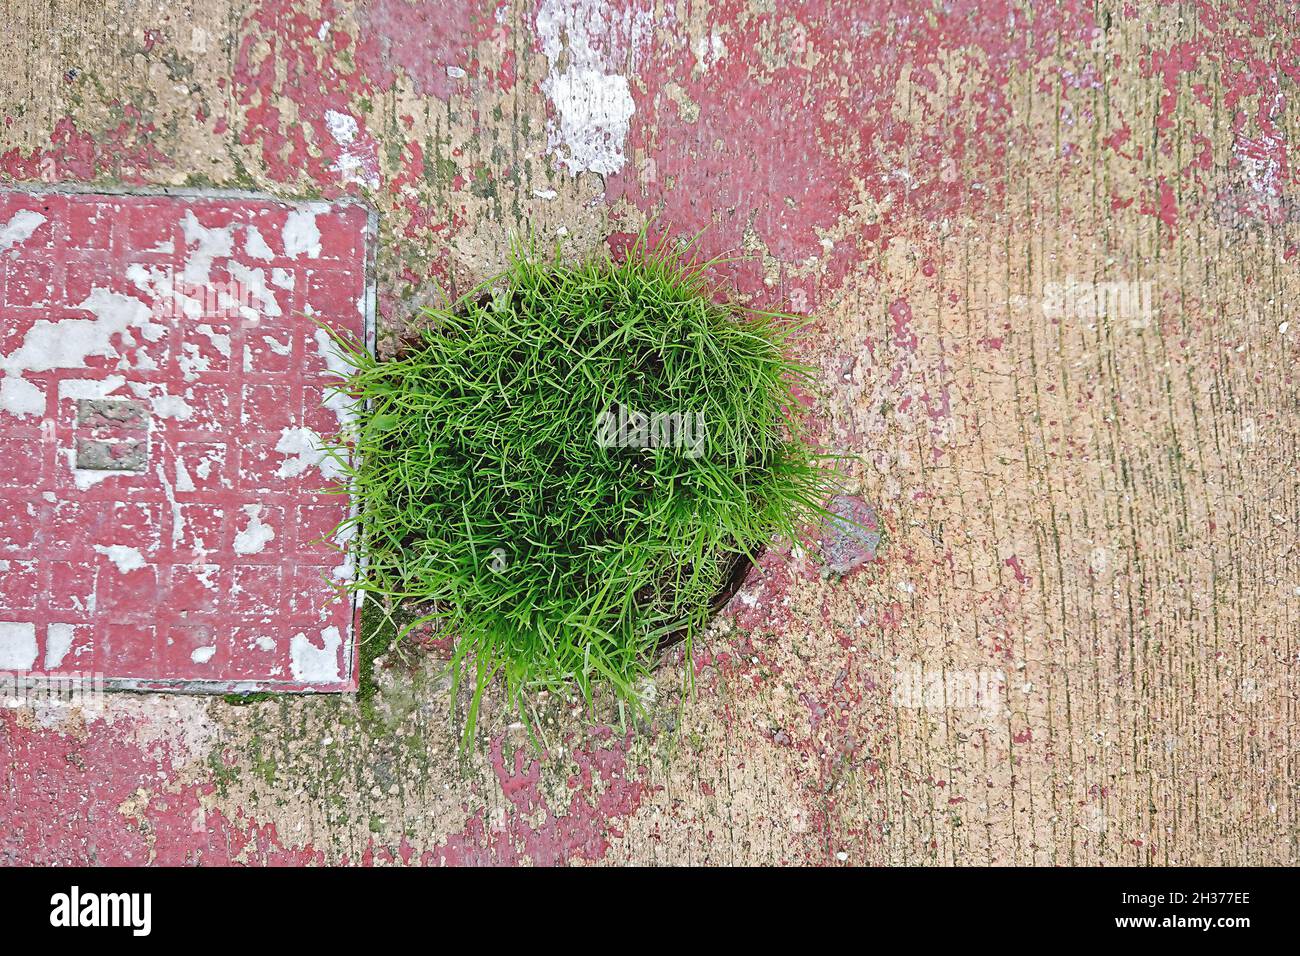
[0,190,371,691]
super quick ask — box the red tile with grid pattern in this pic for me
[0,189,373,691]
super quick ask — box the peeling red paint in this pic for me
[355,0,500,99]
[233,0,378,191]
[605,0,1099,308]
[422,730,648,865]
[0,116,168,184]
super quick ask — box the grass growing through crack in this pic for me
[326,235,837,743]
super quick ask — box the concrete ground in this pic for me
[1,0,1297,865]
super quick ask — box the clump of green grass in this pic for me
[327,235,836,742]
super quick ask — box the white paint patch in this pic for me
[331,520,357,584]
[0,622,38,670]
[692,29,727,72]
[145,392,195,421]
[194,452,218,481]
[190,645,216,664]
[536,0,648,177]
[313,328,358,432]
[283,206,324,259]
[324,112,380,189]
[180,210,234,284]
[325,109,359,145]
[274,426,343,480]
[157,463,186,549]
[174,457,197,493]
[226,262,282,317]
[290,626,342,682]
[44,623,75,669]
[70,457,137,491]
[93,545,146,574]
[195,323,232,357]
[533,188,558,200]
[2,287,162,376]
[0,210,47,251]
[127,263,198,321]
[542,69,635,177]
[244,225,274,261]
[59,376,127,402]
[2,285,164,420]
[233,504,276,555]
[179,342,210,382]
[0,375,45,417]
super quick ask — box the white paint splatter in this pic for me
[290,626,342,682]
[0,287,163,420]
[330,520,357,584]
[2,287,162,375]
[0,622,37,670]
[174,457,197,493]
[692,29,727,72]
[145,392,195,420]
[0,210,46,251]
[71,457,137,491]
[59,376,126,401]
[178,342,210,382]
[194,452,218,481]
[190,645,216,664]
[233,504,276,555]
[156,462,186,549]
[93,545,146,574]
